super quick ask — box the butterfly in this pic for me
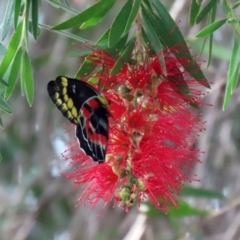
[47,76,110,163]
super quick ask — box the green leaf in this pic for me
[0,78,8,87]
[141,15,166,75]
[52,0,116,30]
[39,23,96,45]
[147,0,210,87]
[4,47,22,100]
[80,17,103,30]
[225,37,239,86]
[195,18,228,38]
[74,28,113,78]
[63,0,70,7]
[97,28,110,44]
[69,49,92,57]
[80,0,116,30]
[0,152,2,161]
[0,96,12,114]
[223,37,240,110]
[109,33,129,54]
[24,0,31,46]
[233,1,240,9]
[145,200,208,218]
[110,37,135,75]
[21,51,34,106]
[45,0,77,14]
[0,22,23,79]
[124,0,141,32]
[222,0,229,14]
[1,0,15,41]
[195,0,216,24]
[74,59,96,78]
[0,116,3,128]
[31,0,39,40]
[207,2,217,67]
[189,0,202,26]
[108,0,133,47]
[14,0,21,29]
[223,80,232,110]
[181,185,224,199]
[229,63,240,95]
[168,200,208,217]
[0,43,7,55]
[28,21,41,38]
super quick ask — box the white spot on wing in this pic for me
[72,84,76,94]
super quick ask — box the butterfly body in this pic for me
[47,76,109,163]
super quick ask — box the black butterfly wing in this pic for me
[47,76,109,163]
[76,125,99,162]
[47,76,98,125]
[89,107,109,162]
[78,98,109,163]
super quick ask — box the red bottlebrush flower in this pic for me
[62,46,206,212]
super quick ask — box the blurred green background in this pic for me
[1,0,240,240]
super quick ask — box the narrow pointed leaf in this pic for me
[4,47,22,100]
[233,1,240,9]
[207,2,217,67]
[223,38,240,109]
[141,16,165,75]
[109,33,129,54]
[24,0,31,46]
[226,37,239,85]
[75,59,96,78]
[44,0,77,14]
[63,0,70,7]
[0,22,23,79]
[196,0,216,24]
[189,0,202,26]
[0,78,8,87]
[146,200,208,218]
[21,51,34,106]
[109,0,133,47]
[148,0,210,87]
[14,0,21,29]
[228,37,240,94]
[74,28,111,78]
[195,18,228,38]
[229,63,240,94]
[0,96,12,113]
[80,0,116,30]
[40,23,95,44]
[181,185,224,199]
[0,44,7,55]
[124,0,141,32]
[222,80,232,110]
[2,0,14,41]
[31,0,39,40]
[52,0,116,30]
[168,201,208,217]
[111,37,135,75]
[0,117,3,128]
[0,152,2,160]
[97,28,110,44]
[29,21,41,38]
[79,0,117,30]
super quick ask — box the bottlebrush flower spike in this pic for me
[63,46,206,212]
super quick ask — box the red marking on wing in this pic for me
[85,119,108,148]
[87,98,101,109]
[80,106,91,118]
